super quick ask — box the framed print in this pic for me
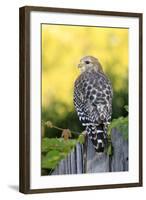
[19,6,143,194]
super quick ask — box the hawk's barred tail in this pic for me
[86,125,107,153]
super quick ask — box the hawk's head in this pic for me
[78,56,103,73]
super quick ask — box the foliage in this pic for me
[42,137,77,153]
[108,106,128,140]
[42,138,77,169]
[107,142,113,156]
[107,105,128,155]
[106,115,128,156]
[41,137,84,171]
[108,116,128,140]
[41,127,85,172]
[77,133,85,144]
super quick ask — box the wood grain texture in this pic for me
[19,6,31,193]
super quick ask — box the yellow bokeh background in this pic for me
[42,24,128,116]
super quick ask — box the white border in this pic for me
[30,11,139,189]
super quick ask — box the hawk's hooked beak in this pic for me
[78,63,83,68]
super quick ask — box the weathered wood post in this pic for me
[110,128,128,172]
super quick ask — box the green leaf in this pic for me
[41,138,78,170]
[42,150,61,169]
[42,138,77,153]
[107,143,112,156]
[77,134,85,144]
[108,114,128,141]
[124,105,129,112]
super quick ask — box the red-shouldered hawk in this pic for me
[74,56,113,153]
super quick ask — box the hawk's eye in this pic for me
[85,60,90,64]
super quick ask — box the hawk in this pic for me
[73,56,113,152]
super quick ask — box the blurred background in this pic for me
[42,24,128,138]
